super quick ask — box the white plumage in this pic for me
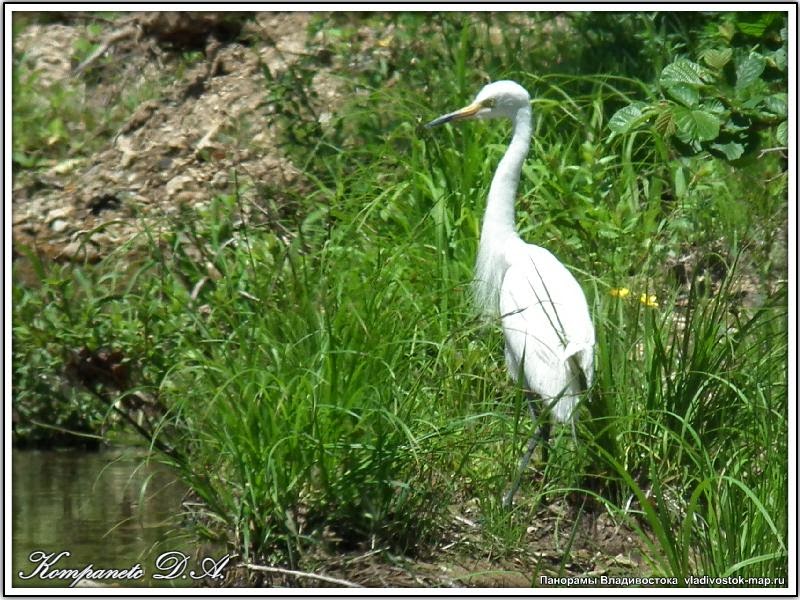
[498,243,595,422]
[426,80,595,505]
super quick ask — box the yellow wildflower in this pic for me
[610,287,630,298]
[639,293,659,308]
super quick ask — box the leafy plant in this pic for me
[609,13,788,160]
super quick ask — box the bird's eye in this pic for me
[482,98,496,108]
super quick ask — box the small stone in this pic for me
[61,240,99,263]
[46,206,73,221]
[50,219,68,233]
[90,232,116,247]
[174,191,203,205]
[165,174,194,197]
[211,172,229,188]
[51,158,82,175]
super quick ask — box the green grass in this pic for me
[12,12,789,585]
[584,272,787,579]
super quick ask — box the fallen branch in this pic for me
[28,419,105,442]
[757,146,788,159]
[73,24,139,76]
[242,563,363,588]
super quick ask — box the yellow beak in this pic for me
[424,102,482,128]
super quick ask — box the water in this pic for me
[11,448,226,588]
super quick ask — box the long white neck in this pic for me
[473,105,532,315]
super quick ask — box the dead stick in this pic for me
[242,563,362,588]
[73,25,138,76]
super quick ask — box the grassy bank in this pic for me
[12,12,789,584]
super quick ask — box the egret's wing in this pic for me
[567,340,595,390]
[498,245,595,419]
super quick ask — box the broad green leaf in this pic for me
[722,119,749,134]
[711,141,745,161]
[673,106,720,142]
[764,93,788,117]
[741,96,764,110]
[655,108,676,137]
[736,13,776,37]
[776,120,787,146]
[736,52,766,90]
[691,111,721,141]
[718,20,735,42]
[702,48,733,70]
[702,99,726,115]
[771,47,787,71]
[660,59,705,87]
[608,103,647,134]
[666,83,699,108]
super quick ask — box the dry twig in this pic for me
[73,24,139,76]
[242,563,363,588]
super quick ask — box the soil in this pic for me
[12,12,315,264]
[216,497,652,588]
[11,11,665,588]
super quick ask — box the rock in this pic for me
[119,100,162,137]
[60,240,99,263]
[50,219,69,233]
[174,191,204,206]
[46,206,74,222]
[50,159,83,175]
[165,175,195,197]
[211,171,229,189]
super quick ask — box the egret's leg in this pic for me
[502,397,549,508]
[502,433,538,508]
[539,419,552,464]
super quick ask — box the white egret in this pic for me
[426,80,595,507]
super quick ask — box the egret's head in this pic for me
[425,80,530,128]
